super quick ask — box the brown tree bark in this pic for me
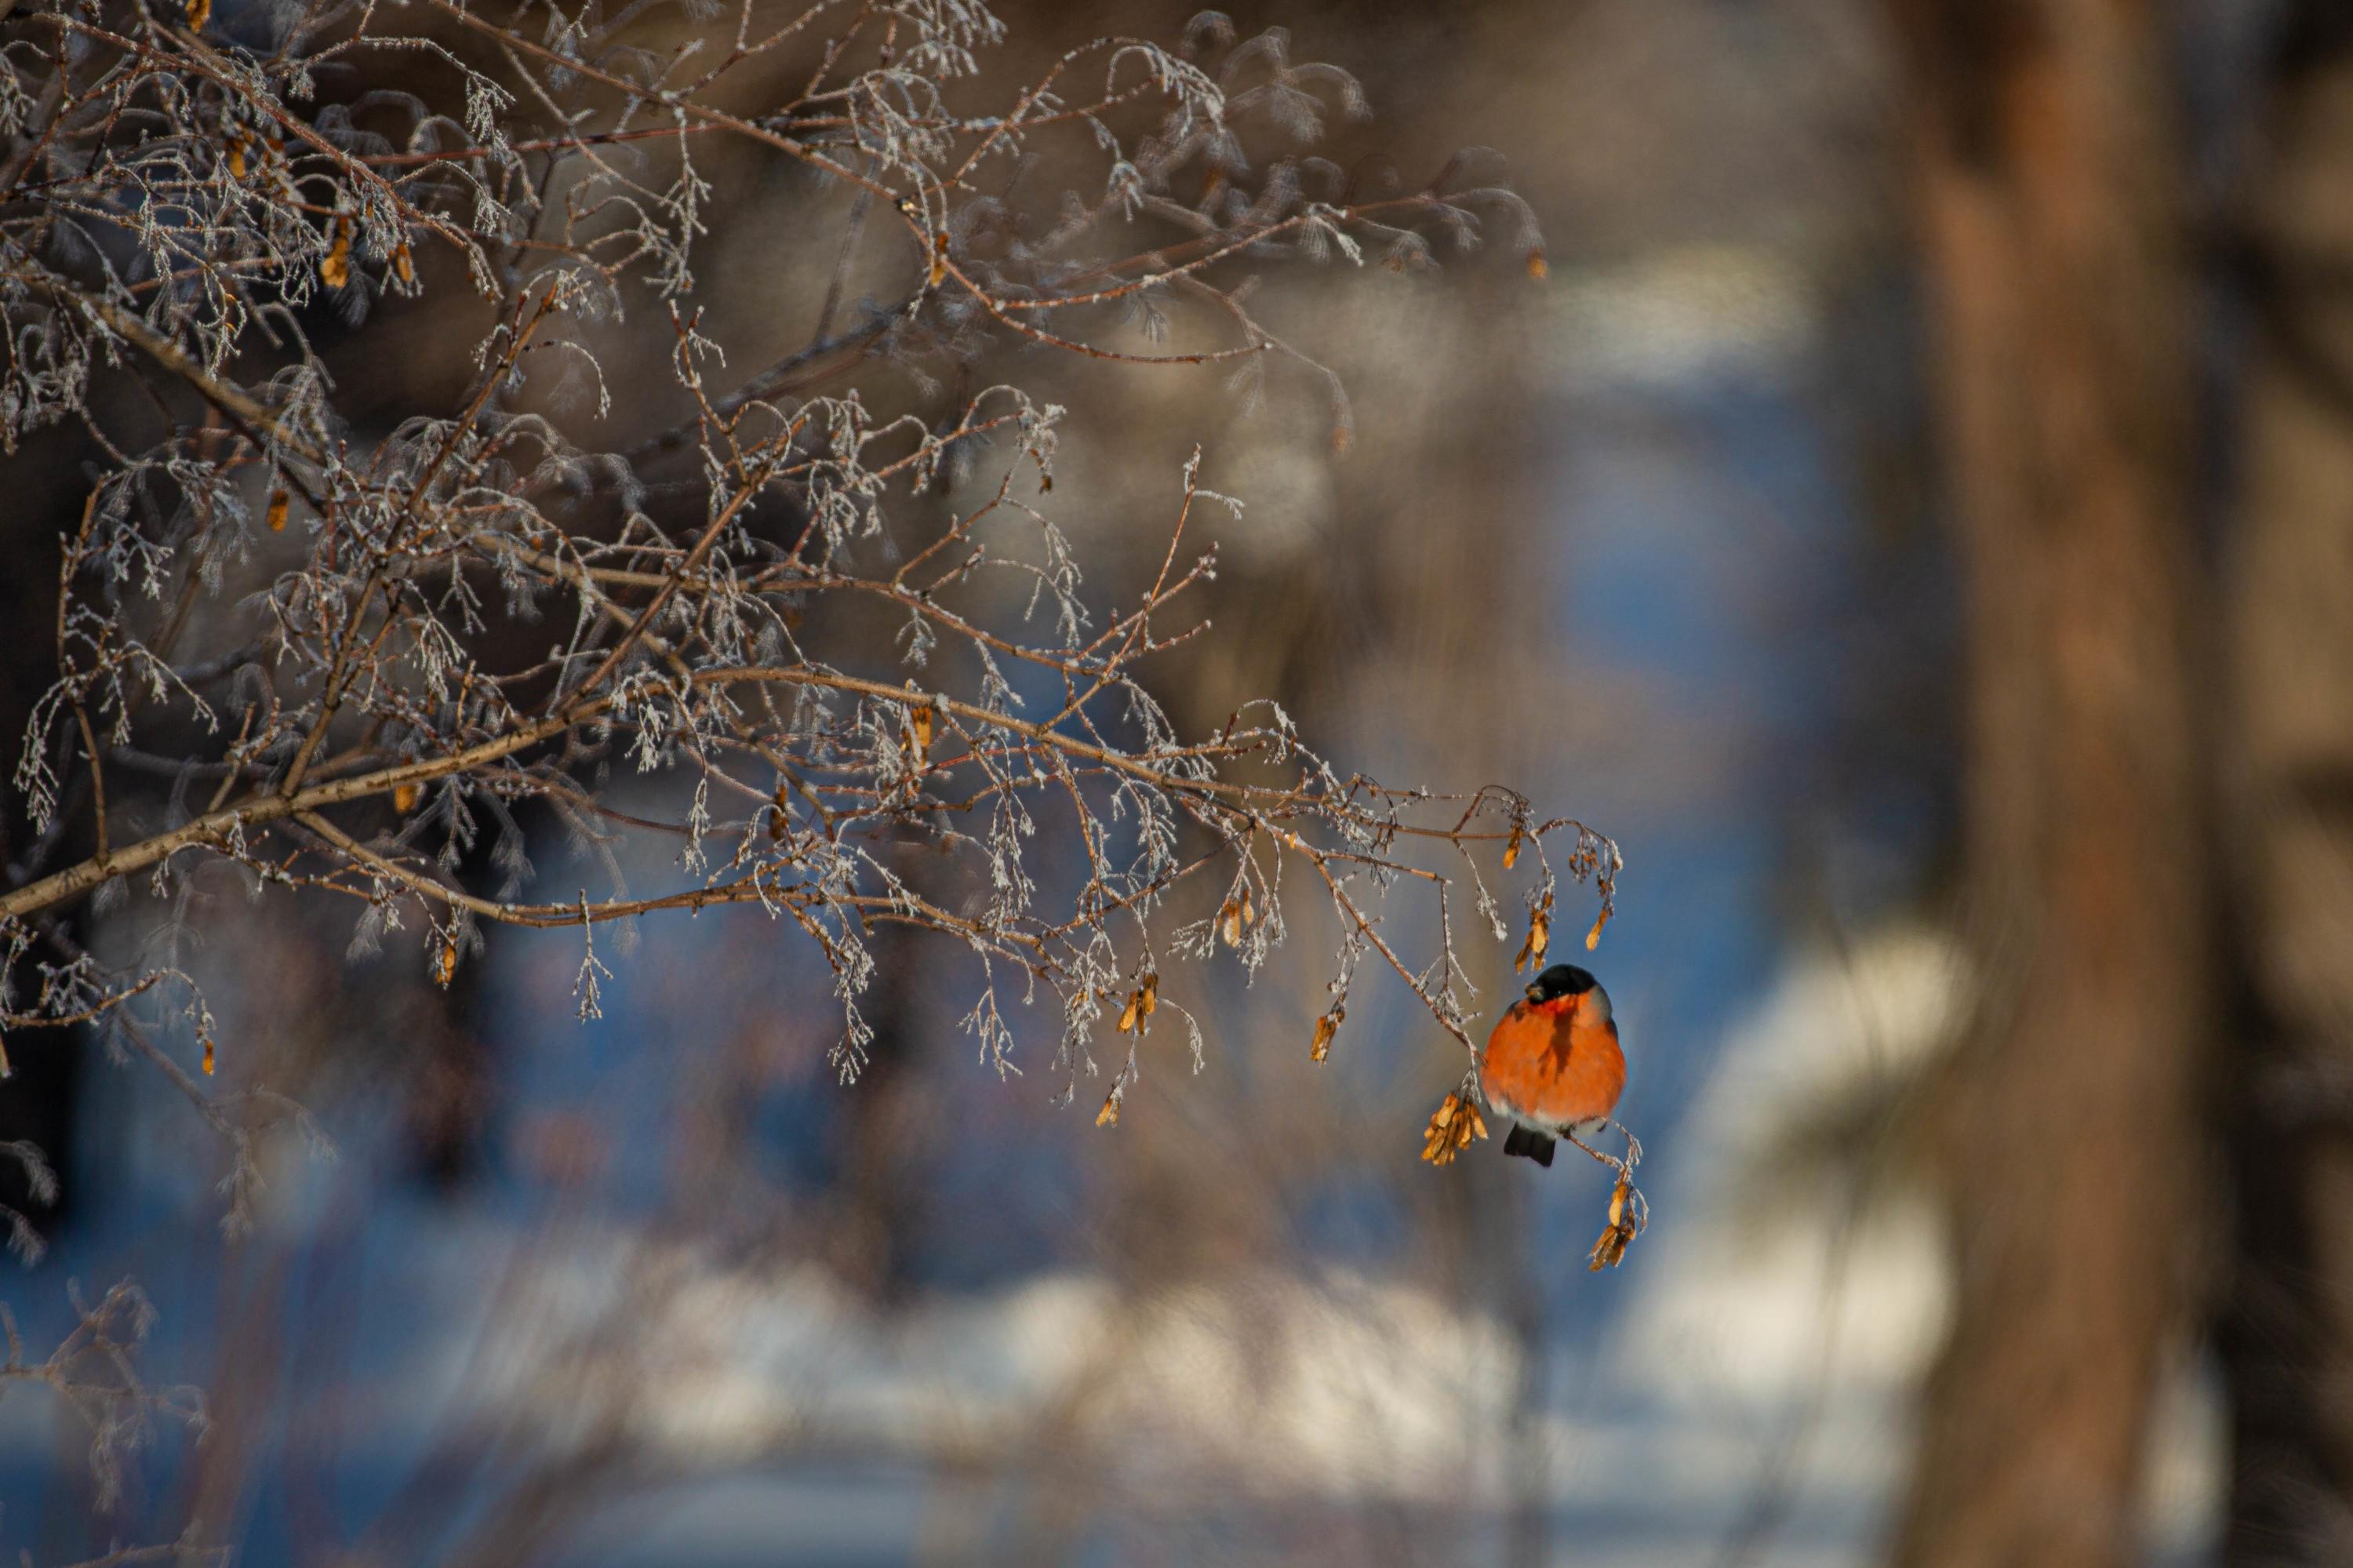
[1884,3,2216,1564]
[2220,9,2353,1562]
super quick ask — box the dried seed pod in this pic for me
[187,0,212,27]
[201,1034,216,1075]
[1420,1091,1489,1165]
[1420,1096,1456,1162]
[909,703,936,759]
[1586,907,1610,951]
[1240,887,1256,927]
[1140,972,1158,1015]
[393,782,419,813]
[393,242,415,285]
[1310,1006,1344,1063]
[1116,991,1140,1033]
[1220,898,1243,947]
[266,489,289,532]
[1096,1090,1120,1128]
[1526,249,1549,281]
[1503,822,1523,869]
[1514,908,1551,973]
[433,941,457,988]
[226,133,248,180]
[928,231,949,288]
[321,220,351,289]
[1588,1174,1642,1270]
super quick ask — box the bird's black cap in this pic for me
[1526,964,1599,1003]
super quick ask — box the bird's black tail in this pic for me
[1504,1125,1556,1167]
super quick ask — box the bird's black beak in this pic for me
[1525,982,1544,1004]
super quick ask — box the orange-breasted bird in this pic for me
[1478,963,1624,1167]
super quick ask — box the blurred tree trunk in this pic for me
[2220,9,2353,1562]
[1883,3,2214,1565]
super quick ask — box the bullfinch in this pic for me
[1478,962,1624,1166]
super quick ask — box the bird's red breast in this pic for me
[1480,993,1625,1130]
